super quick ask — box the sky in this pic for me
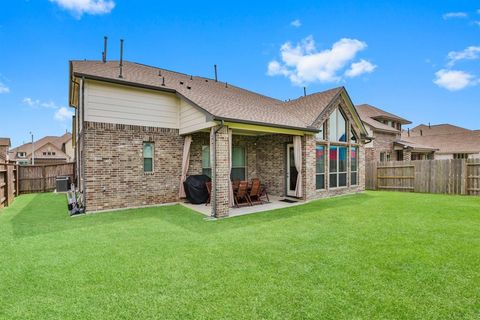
[0,0,479,147]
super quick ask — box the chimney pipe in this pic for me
[428,122,431,128]
[214,64,218,82]
[102,36,108,63]
[118,39,124,78]
[303,86,307,97]
[407,128,410,137]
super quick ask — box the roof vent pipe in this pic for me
[420,129,423,136]
[303,86,307,97]
[158,69,162,76]
[214,64,218,82]
[428,122,431,128]
[225,82,228,88]
[162,77,165,86]
[118,39,124,78]
[102,36,108,63]
[407,128,410,137]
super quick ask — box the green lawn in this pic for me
[0,192,479,319]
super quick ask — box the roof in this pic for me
[401,131,480,154]
[0,138,11,147]
[71,60,357,132]
[10,133,72,157]
[355,105,400,133]
[394,139,438,151]
[356,104,411,124]
[407,124,471,137]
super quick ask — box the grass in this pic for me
[0,191,479,319]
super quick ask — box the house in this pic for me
[401,124,480,159]
[0,138,11,163]
[9,133,74,165]
[69,60,369,217]
[355,104,436,161]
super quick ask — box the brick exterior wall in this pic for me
[371,131,399,162]
[0,146,8,163]
[82,121,184,212]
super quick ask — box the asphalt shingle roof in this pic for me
[71,60,345,131]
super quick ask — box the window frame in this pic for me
[329,145,348,189]
[201,145,212,177]
[350,147,358,186]
[328,107,348,142]
[143,142,154,173]
[231,145,247,181]
[315,144,326,190]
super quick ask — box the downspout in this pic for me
[211,120,225,218]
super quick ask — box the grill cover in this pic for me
[183,175,211,204]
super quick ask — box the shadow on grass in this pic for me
[10,192,372,238]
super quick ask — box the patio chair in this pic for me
[234,181,251,207]
[248,178,263,205]
[205,181,212,206]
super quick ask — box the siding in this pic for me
[84,80,180,128]
[84,80,215,134]
[179,100,216,135]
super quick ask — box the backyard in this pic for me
[0,191,479,319]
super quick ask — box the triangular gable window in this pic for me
[328,107,347,142]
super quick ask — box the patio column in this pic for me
[210,125,230,218]
[303,134,316,200]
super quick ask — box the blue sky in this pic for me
[0,0,479,147]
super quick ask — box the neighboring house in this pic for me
[70,60,369,217]
[9,133,74,165]
[401,124,480,159]
[0,138,11,163]
[355,104,435,161]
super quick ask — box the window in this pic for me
[453,153,468,159]
[201,145,247,180]
[231,146,246,180]
[43,152,47,156]
[316,122,327,141]
[17,152,26,158]
[329,146,347,188]
[396,150,404,161]
[202,145,211,177]
[328,108,347,142]
[380,152,385,162]
[316,145,326,189]
[386,153,391,162]
[350,128,358,143]
[143,142,154,173]
[52,152,56,156]
[351,147,358,186]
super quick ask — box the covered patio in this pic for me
[179,122,317,218]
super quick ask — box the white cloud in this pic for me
[442,12,468,19]
[54,107,74,121]
[474,21,480,27]
[50,0,115,17]
[446,46,480,66]
[0,82,9,94]
[22,97,59,109]
[267,36,375,85]
[290,19,301,28]
[433,69,476,91]
[345,59,377,77]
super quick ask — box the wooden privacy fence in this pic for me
[18,162,75,194]
[366,159,480,196]
[0,163,18,208]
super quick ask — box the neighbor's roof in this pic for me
[401,131,480,154]
[407,124,471,137]
[0,138,11,147]
[355,105,400,133]
[356,104,411,124]
[71,60,353,132]
[10,133,72,156]
[394,139,438,151]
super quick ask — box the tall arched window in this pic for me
[328,108,347,142]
